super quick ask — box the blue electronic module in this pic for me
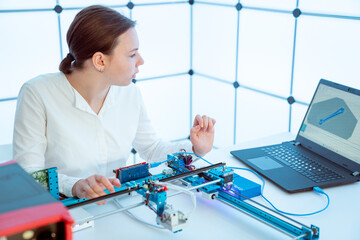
[219,173,261,200]
[113,162,150,183]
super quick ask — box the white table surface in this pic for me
[69,133,360,239]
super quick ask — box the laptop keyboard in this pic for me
[262,145,344,183]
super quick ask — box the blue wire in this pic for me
[150,151,213,168]
[151,153,330,216]
[230,166,330,216]
[149,159,169,168]
[173,152,213,165]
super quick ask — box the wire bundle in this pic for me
[143,181,168,219]
[177,150,195,170]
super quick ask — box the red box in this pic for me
[0,161,74,239]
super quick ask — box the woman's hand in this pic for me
[72,174,121,204]
[190,114,216,156]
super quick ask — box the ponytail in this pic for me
[59,53,75,74]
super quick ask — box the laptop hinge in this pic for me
[351,171,360,176]
[291,141,301,146]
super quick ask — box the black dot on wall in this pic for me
[235,3,242,11]
[132,79,137,84]
[131,148,137,154]
[233,81,240,89]
[188,69,194,75]
[127,2,134,10]
[287,96,296,105]
[54,5,63,14]
[293,8,302,18]
[188,0,194,5]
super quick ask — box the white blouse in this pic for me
[13,72,192,197]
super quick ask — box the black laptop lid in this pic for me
[295,79,360,173]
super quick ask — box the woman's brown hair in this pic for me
[59,5,136,74]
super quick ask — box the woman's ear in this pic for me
[92,52,105,72]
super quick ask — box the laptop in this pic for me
[231,79,360,192]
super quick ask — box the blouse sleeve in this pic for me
[13,82,80,197]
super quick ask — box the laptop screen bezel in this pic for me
[295,79,360,173]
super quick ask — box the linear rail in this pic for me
[66,162,224,209]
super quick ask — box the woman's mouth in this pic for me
[132,71,139,79]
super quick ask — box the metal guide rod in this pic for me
[67,186,140,209]
[80,180,223,224]
[66,162,224,209]
[91,200,145,221]
[217,194,318,239]
[221,185,307,229]
[161,162,225,182]
[195,169,311,231]
[174,165,318,239]
[217,197,300,238]
[167,179,222,198]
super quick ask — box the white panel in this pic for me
[293,16,360,103]
[114,7,131,18]
[193,4,237,82]
[192,75,235,147]
[237,9,294,98]
[0,100,17,145]
[132,0,190,3]
[241,0,297,11]
[60,8,130,58]
[137,75,190,141]
[59,0,128,7]
[290,103,308,134]
[0,144,12,163]
[0,0,55,9]
[60,10,78,56]
[0,12,60,98]
[236,88,289,143]
[197,0,238,4]
[300,0,360,16]
[132,5,190,79]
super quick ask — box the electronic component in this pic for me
[156,205,187,233]
[207,166,234,186]
[162,168,174,175]
[113,162,149,183]
[219,173,261,200]
[139,181,168,216]
[177,152,195,170]
[36,153,319,239]
[31,167,59,200]
[201,191,218,200]
[0,161,73,240]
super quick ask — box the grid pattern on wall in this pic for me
[0,0,360,156]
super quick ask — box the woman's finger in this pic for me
[208,117,214,130]
[96,200,107,205]
[109,178,121,188]
[193,114,203,128]
[95,175,116,193]
[81,182,99,199]
[202,115,209,131]
[87,176,107,196]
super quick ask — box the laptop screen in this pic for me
[298,81,360,165]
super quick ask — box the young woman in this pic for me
[13,5,215,200]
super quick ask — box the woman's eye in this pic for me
[130,53,136,58]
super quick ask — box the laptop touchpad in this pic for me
[248,156,284,170]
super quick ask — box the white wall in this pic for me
[0,0,359,155]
